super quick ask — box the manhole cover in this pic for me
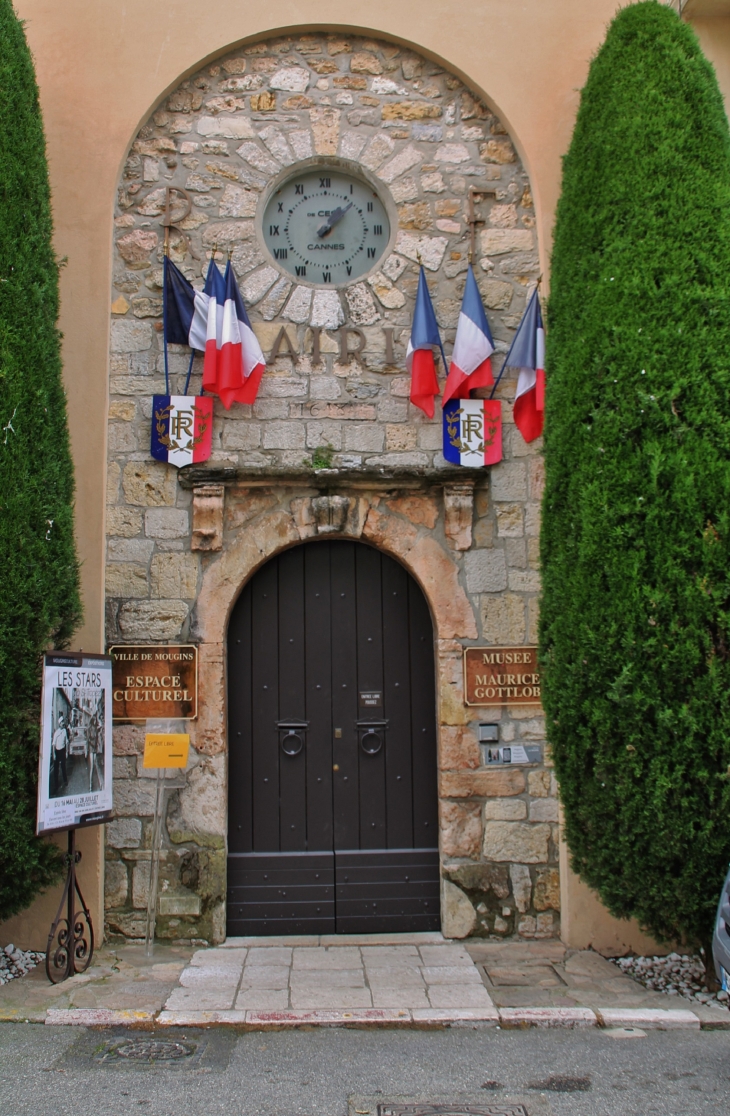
[110,1040,196,1063]
[59,1028,235,1073]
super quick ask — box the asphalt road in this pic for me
[0,1023,728,1116]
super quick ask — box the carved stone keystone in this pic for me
[312,494,350,534]
[192,484,224,551]
[443,482,475,550]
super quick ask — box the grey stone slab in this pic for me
[484,965,564,988]
[427,984,496,1008]
[244,947,292,966]
[290,969,366,988]
[239,966,291,989]
[361,946,421,965]
[291,947,362,969]
[164,987,236,1011]
[290,987,373,1009]
[420,966,483,984]
[418,946,475,966]
[366,970,426,988]
[235,989,290,1009]
[359,945,421,956]
[190,948,247,967]
[371,989,430,1009]
[178,967,241,989]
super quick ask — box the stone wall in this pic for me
[105,31,557,944]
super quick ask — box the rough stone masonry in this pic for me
[104,31,557,945]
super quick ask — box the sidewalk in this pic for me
[1,933,728,1030]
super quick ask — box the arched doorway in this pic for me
[227,539,439,935]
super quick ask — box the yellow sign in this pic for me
[143,733,190,769]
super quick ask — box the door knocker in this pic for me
[276,719,309,756]
[356,719,388,756]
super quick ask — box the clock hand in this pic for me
[316,201,354,238]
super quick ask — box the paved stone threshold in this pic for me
[34,933,727,1030]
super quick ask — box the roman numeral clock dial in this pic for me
[261,166,390,286]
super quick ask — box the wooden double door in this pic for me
[227,539,440,935]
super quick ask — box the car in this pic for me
[713,864,730,991]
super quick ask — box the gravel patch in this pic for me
[0,943,44,985]
[610,951,729,1011]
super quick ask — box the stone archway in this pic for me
[187,479,478,940]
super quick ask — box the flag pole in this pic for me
[183,352,195,395]
[162,245,170,398]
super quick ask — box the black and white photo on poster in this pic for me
[37,653,113,834]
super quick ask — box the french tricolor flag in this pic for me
[164,254,212,354]
[406,266,446,418]
[163,256,266,409]
[442,265,495,406]
[508,288,545,443]
[202,261,266,409]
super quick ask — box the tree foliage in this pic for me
[541,1,730,947]
[0,1,81,920]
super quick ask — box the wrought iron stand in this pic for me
[45,828,94,984]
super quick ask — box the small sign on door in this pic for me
[359,691,383,707]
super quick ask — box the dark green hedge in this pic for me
[0,1,81,920]
[541,1,730,948]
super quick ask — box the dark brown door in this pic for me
[227,539,440,935]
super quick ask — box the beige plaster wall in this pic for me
[559,838,673,957]
[690,16,730,113]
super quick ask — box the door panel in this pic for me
[303,543,334,852]
[278,547,307,852]
[382,557,415,848]
[330,542,360,850]
[251,559,280,851]
[227,539,440,936]
[227,851,334,936]
[334,849,440,934]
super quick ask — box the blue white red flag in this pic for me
[442,265,495,406]
[151,395,213,468]
[443,398,502,467]
[202,261,266,409]
[406,266,446,418]
[506,288,545,443]
[163,255,210,352]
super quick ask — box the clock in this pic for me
[261,164,391,287]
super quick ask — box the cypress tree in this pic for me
[541,0,730,949]
[0,1,81,919]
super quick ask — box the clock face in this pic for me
[261,166,390,287]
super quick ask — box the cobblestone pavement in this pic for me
[164,934,494,1017]
[2,933,730,1028]
[0,941,193,1023]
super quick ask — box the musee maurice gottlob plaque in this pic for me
[464,646,541,706]
[109,645,197,721]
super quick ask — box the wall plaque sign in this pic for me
[359,690,383,708]
[464,646,541,706]
[109,645,197,721]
